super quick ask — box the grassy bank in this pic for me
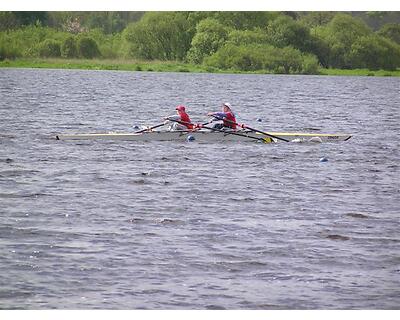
[1,58,399,76]
[0,58,216,73]
[319,68,400,77]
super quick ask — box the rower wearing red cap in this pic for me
[207,102,237,130]
[165,105,194,130]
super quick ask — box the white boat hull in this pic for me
[56,130,352,143]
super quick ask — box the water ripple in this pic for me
[0,69,399,309]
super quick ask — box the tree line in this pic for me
[1,11,400,73]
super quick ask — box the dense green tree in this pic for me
[327,13,372,49]
[77,37,100,58]
[86,12,125,34]
[282,12,300,20]
[14,12,49,26]
[314,13,373,68]
[266,15,314,53]
[204,43,268,71]
[38,39,61,57]
[212,12,278,30]
[227,29,269,46]
[377,23,400,44]
[300,12,335,27]
[307,33,331,67]
[124,12,193,60]
[348,35,400,70]
[0,12,19,31]
[61,36,78,58]
[0,40,20,60]
[186,18,230,63]
[276,46,303,73]
[205,43,318,74]
[301,54,320,74]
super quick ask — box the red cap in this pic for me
[176,105,186,112]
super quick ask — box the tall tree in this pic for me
[124,12,193,60]
[377,23,400,44]
[314,13,372,68]
[186,18,230,63]
[14,12,48,26]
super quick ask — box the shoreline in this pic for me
[1,58,399,77]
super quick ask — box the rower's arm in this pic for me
[165,115,180,121]
[212,112,227,118]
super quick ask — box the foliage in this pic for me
[265,15,315,53]
[123,12,193,60]
[300,12,335,28]
[38,39,61,57]
[0,25,70,57]
[0,40,21,60]
[377,23,400,44]
[82,28,123,59]
[13,12,49,26]
[348,35,400,70]
[61,36,78,58]
[313,13,373,68]
[227,29,269,46]
[301,54,320,74]
[1,11,400,72]
[86,12,126,34]
[327,13,372,49]
[186,18,230,63]
[48,12,144,34]
[77,37,100,58]
[204,43,318,74]
[0,12,19,31]
[212,12,278,30]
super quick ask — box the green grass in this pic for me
[1,58,399,76]
[319,68,400,77]
[0,58,216,73]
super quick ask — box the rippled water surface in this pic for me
[0,68,399,309]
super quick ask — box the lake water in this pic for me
[0,68,399,309]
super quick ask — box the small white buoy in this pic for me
[319,157,328,162]
[187,135,195,142]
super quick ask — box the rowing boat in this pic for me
[55,130,351,143]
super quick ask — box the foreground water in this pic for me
[0,68,399,309]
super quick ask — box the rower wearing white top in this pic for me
[207,102,238,130]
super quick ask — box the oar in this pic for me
[168,118,271,143]
[211,115,290,142]
[191,119,214,131]
[134,122,166,134]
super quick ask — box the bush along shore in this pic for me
[1,12,400,75]
[1,58,400,77]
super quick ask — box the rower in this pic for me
[165,105,194,131]
[207,102,237,130]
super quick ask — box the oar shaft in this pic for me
[212,116,289,142]
[135,122,166,133]
[202,125,269,142]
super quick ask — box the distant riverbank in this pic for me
[1,58,399,77]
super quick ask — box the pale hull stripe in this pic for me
[56,130,352,143]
